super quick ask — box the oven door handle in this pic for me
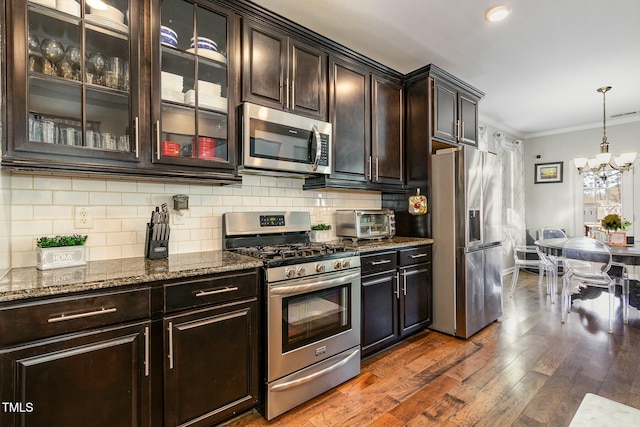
[269,347,360,392]
[269,271,360,297]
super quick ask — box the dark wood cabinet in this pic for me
[3,0,144,169]
[433,79,479,147]
[2,0,240,183]
[0,322,150,427]
[0,287,151,427]
[361,251,398,357]
[162,270,260,427]
[399,264,432,336]
[372,74,403,185]
[150,0,239,176]
[327,56,371,183]
[305,58,404,191]
[242,19,326,119]
[360,245,432,358]
[395,65,483,238]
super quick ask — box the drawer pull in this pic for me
[195,286,239,297]
[47,307,117,323]
[410,253,428,259]
[370,259,392,266]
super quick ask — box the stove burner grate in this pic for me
[236,243,352,261]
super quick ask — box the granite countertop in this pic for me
[0,237,432,304]
[0,251,263,304]
[341,236,433,253]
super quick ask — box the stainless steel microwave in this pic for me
[335,209,396,241]
[239,103,332,176]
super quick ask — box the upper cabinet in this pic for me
[372,74,403,185]
[433,79,479,147]
[151,0,238,174]
[304,57,403,190]
[242,20,327,120]
[4,0,142,168]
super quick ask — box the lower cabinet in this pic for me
[162,270,260,427]
[361,245,432,358]
[0,268,261,427]
[0,288,152,427]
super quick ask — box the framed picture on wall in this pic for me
[534,161,563,184]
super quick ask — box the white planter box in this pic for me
[310,230,332,243]
[37,246,87,270]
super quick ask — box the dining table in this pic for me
[536,237,640,310]
[535,237,640,266]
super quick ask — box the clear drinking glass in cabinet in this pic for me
[159,0,229,163]
[25,0,133,155]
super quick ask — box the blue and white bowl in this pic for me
[190,36,217,49]
[161,25,178,39]
[191,41,217,52]
[161,33,178,47]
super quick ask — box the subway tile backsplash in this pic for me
[7,173,381,268]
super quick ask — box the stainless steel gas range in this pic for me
[223,211,361,420]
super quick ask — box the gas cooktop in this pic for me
[234,242,357,267]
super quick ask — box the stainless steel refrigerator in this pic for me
[430,145,503,338]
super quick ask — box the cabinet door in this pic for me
[153,0,236,169]
[164,299,259,427]
[6,0,141,164]
[289,39,327,119]
[329,56,371,182]
[433,80,457,143]
[459,93,479,147]
[361,272,399,357]
[399,263,432,336]
[242,20,287,109]
[372,75,403,185]
[0,322,150,427]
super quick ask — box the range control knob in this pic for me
[316,264,326,273]
[296,266,306,277]
[285,268,295,279]
[342,259,351,269]
[334,260,342,270]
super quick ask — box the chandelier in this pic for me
[573,86,637,174]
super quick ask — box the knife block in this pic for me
[145,222,169,259]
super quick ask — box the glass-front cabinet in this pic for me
[7,0,140,163]
[152,0,236,169]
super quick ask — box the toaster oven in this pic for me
[335,210,396,241]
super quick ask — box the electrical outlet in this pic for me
[173,212,185,226]
[75,207,94,229]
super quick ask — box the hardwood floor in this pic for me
[221,271,640,426]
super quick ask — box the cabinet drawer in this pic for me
[398,245,432,266]
[0,288,150,346]
[164,270,259,313]
[361,251,397,276]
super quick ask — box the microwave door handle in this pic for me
[311,125,322,171]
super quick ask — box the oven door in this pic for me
[267,269,361,381]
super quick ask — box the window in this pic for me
[583,170,622,234]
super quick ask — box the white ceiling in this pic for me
[249,0,640,137]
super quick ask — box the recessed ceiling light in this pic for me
[485,5,511,22]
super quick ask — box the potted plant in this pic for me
[310,224,332,243]
[36,234,88,270]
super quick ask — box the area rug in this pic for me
[568,393,640,427]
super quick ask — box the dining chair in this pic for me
[561,236,629,333]
[536,246,559,299]
[540,227,568,239]
[507,232,546,296]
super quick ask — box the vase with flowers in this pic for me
[601,214,632,246]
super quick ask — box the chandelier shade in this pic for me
[573,86,637,174]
